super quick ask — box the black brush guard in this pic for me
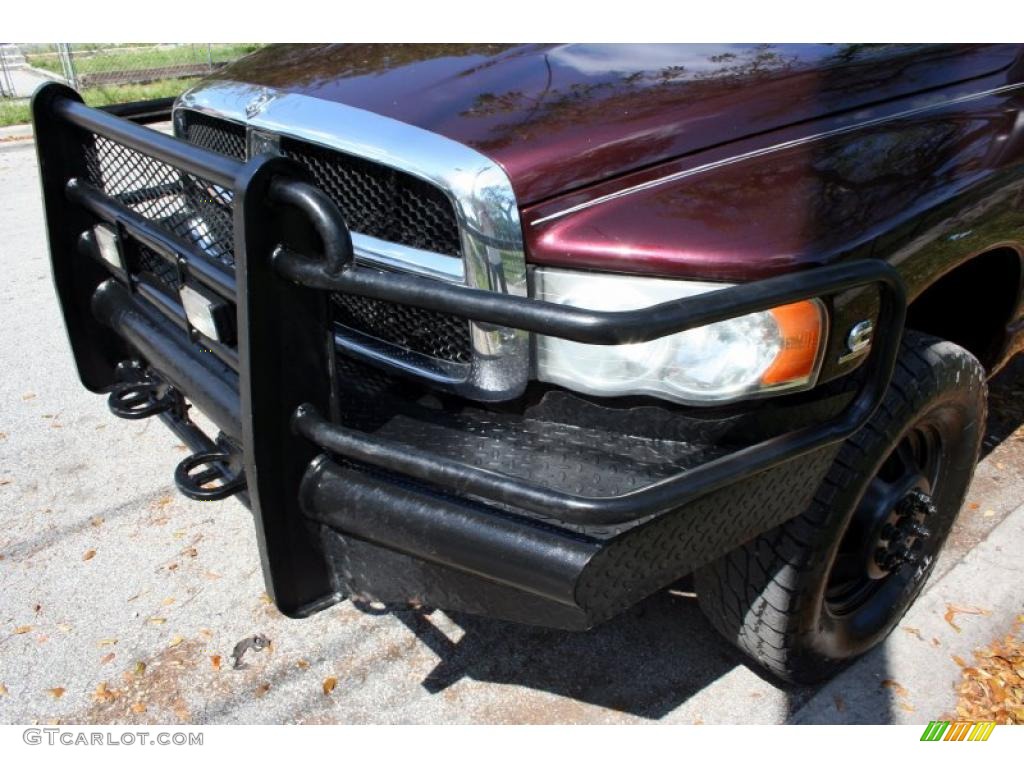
[33,84,908,629]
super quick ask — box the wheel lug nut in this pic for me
[904,521,930,538]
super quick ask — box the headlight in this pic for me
[534,268,827,405]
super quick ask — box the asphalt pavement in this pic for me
[1,135,1022,724]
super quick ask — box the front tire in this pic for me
[694,331,986,684]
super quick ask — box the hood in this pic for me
[220,43,1019,205]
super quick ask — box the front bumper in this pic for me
[33,84,907,629]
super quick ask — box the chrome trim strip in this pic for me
[530,80,1024,227]
[175,81,529,400]
[351,233,463,283]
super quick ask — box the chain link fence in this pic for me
[0,43,263,125]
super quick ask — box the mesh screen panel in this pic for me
[82,130,236,267]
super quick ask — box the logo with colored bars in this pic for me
[920,721,996,741]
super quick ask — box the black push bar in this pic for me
[37,84,909,531]
[260,172,907,526]
[283,257,905,525]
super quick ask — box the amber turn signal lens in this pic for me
[761,301,825,386]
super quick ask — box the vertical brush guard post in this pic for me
[234,160,345,616]
[33,83,341,615]
[33,82,909,627]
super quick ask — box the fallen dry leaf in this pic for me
[82,549,96,561]
[100,653,115,665]
[902,626,924,641]
[47,687,65,699]
[132,661,146,677]
[946,624,1024,724]
[97,638,118,647]
[322,676,338,695]
[944,604,992,633]
[147,617,166,626]
[13,625,32,635]
[881,679,909,698]
[90,516,103,527]
[203,571,223,581]
[168,635,184,648]
[0,480,10,487]
[260,592,273,605]
[162,597,176,606]
[93,682,118,703]
[131,702,147,714]
[296,659,310,670]
[983,509,997,518]
[210,655,222,671]
[967,502,980,510]
[255,683,271,698]
[899,702,916,713]
[0,683,8,697]
[181,547,198,558]
[952,655,968,667]
[22,392,36,400]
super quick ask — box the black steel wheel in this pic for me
[695,331,986,684]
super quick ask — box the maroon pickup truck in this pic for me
[32,44,1024,684]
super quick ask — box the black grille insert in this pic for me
[177,110,462,258]
[181,111,247,160]
[279,137,462,258]
[332,292,473,366]
[177,110,473,368]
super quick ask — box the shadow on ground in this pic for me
[340,355,1024,723]
[348,585,753,721]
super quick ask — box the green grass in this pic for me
[80,77,199,107]
[0,77,199,127]
[0,100,31,128]
[28,44,260,76]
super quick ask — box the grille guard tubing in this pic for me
[32,83,908,616]
[280,251,906,525]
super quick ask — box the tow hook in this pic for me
[107,378,176,420]
[174,443,247,501]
